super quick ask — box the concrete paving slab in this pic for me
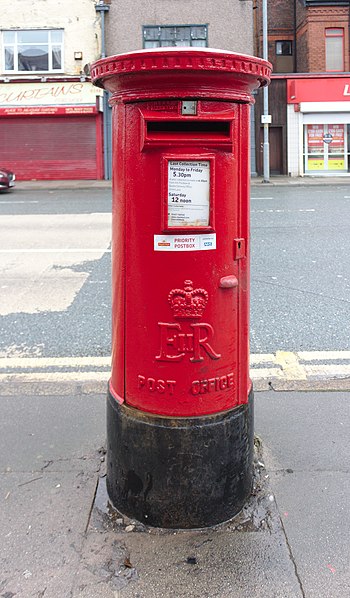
[0,392,106,597]
[269,471,350,598]
[256,391,350,598]
[1,388,349,597]
[73,460,303,598]
[255,391,350,471]
[0,394,106,472]
[74,525,303,598]
[251,176,350,186]
[0,471,98,598]
[114,528,303,598]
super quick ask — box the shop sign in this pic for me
[0,105,97,116]
[0,81,102,107]
[328,159,345,170]
[308,159,325,170]
[288,78,350,104]
[307,124,344,147]
[328,124,344,146]
[307,125,324,148]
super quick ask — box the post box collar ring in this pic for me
[91,48,272,97]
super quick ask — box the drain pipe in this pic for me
[262,0,270,183]
[95,1,110,180]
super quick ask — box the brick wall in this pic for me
[268,0,295,32]
[296,0,307,30]
[256,0,295,68]
[256,0,294,43]
[305,7,349,72]
[256,0,349,74]
[297,29,309,72]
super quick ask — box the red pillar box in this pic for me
[91,49,271,528]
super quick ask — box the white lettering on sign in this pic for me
[0,82,102,106]
[168,160,210,227]
[154,234,216,252]
[344,85,350,96]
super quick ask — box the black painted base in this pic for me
[106,388,254,529]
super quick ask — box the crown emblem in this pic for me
[168,280,208,319]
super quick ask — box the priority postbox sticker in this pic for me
[167,160,210,228]
[154,234,216,251]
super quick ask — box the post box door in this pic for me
[119,100,249,417]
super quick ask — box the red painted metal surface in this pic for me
[91,48,271,417]
[0,106,98,116]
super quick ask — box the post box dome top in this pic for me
[91,48,271,104]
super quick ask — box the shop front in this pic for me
[304,123,347,174]
[287,76,350,177]
[0,80,104,180]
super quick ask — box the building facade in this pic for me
[0,0,104,180]
[0,0,257,180]
[255,0,350,177]
[103,0,257,175]
[287,74,350,176]
[105,0,254,56]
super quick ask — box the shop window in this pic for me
[304,124,347,174]
[325,28,344,71]
[143,25,208,48]
[3,30,63,73]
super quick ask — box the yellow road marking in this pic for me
[0,353,349,383]
[275,351,308,380]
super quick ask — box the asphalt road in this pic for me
[250,184,350,352]
[0,185,349,362]
[0,189,112,360]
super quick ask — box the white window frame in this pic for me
[275,40,292,56]
[325,28,344,72]
[3,29,64,74]
[143,25,208,49]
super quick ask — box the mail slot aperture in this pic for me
[144,118,233,148]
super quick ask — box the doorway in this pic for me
[259,126,283,175]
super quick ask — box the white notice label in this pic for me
[154,233,216,252]
[168,160,210,227]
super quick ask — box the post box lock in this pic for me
[234,238,246,260]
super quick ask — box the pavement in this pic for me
[1,176,349,596]
[1,382,350,598]
[8,174,350,191]
[251,175,350,186]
